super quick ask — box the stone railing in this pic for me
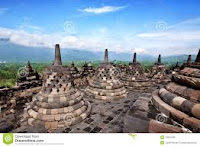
[0,80,42,116]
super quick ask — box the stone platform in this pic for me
[151,50,200,132]
[12,86,156,133]
[2,48,200,133]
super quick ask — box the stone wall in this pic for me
[0,80,42,115]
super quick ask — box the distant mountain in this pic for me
[0,39,196,63]
[162,54,196,65]
[0,38,10,42]
[0,41,53,62]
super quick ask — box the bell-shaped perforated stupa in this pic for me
[183,49,200,69]
[184,49,200,69]
[151,54,166,80]
[121,53,150,89]
[86,49,127,100]
[81,62,95,77]
[152,50,200,132]
[24,44,91,131]
[128,53,144,76]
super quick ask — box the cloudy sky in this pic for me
[0,0,200,56]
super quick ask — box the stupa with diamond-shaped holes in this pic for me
[86,49,127,100]
[121,53,150,89]
[24,44,91,131]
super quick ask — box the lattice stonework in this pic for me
[23,44,91,131]
[121,53,150,89]
[86,49,127,100]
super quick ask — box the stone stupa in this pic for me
[152,50,200,132]
[150,54,167,80]
[182,49,200,69]
[17,61,40,83]
[121,53,150,89]
[70,62,79,75]
[86,49,127,100]
[182,54,192,68]
[170,61,180,72]
[24,44,91,131]
[81,62,95,78]
[195,49,200,63]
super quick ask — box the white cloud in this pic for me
[134,48,147,54]
[0,17,200,56]
[138,31,200,40]
[134,17,200,55]
[0,27,104,50]
[138,17,200,40]
[168,17,200,30]
[79,6,126,14]
[0,8,8,15]
[19,24,43,32]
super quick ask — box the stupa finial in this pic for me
[104,49,109,63]
[133,52,137,63]
[175,61,179,67]
[195,49,200,63]
[53,44,62,66]
[27,61,33,72]
[187,55,191,64]
[158,54,161,64]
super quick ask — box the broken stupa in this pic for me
[70,62,79,76]
[152,49,200,132]
[170,61,181,73]
[69,62,89,88]
[81,62,95,79]
[121,53,150,90]
[86,49,127,100]
[23,44,91,131]
[17,61,41,86]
